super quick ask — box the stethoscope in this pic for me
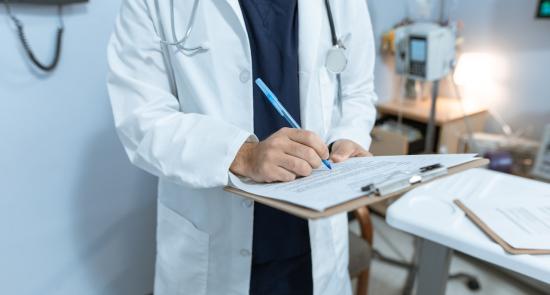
[158,0,348,74]
[322,0,348,74]
[159,0,209,55]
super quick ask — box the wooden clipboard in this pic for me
[454,199,550,255]
[224,158,489,220]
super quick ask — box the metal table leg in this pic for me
[416,238,452,295]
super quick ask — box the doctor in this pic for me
[107,0,377,294]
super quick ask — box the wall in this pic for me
[368,0,550,139]
[0,2,157,295]
[0,1,548,294]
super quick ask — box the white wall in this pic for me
[0,2,157,295]
[368,0,550,139]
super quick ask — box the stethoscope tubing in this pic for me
[156,0,347,105]
[324,0,339,47]
[159,0,343,55]
[159,0,208,55]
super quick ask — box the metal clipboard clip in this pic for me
[361,163,448,196]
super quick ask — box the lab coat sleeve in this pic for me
[326,0,378,150]
[107,0,252,188]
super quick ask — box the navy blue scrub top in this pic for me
[239,0,311,263]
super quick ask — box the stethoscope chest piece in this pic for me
[325,45,347,74]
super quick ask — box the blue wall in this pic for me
[0,2,157,294]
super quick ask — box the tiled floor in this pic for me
[350,215,549,295]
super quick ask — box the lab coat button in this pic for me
[241,199,253,208]
[239,70,251,83]
[240,249,251,256]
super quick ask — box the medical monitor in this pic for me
[409,36,428,78]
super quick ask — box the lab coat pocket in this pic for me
[319,69,337,133]
[155,203,210,295]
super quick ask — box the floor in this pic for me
[350,214,549,295]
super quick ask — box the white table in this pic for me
[386,168,550,294]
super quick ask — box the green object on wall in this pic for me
[538,0,550,18]
[0,0,87,4]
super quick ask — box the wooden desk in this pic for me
[376,97,489,153]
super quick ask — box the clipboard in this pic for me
[224,158,489,220]
[454,199,550,255]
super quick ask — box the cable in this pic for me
[446,0,460,23]
[490,108,514,136]
[4,1,64,72]
[396,74,405,129]
[447,73,480,152]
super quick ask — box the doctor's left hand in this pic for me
[329,139,372,163]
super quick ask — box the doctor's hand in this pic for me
[329,139,372,163]
[230,128,330,183]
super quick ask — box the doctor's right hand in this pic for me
[230,128,330,183]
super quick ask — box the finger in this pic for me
[264,166,297,183]
[276,154,313,177]
[330,141,355,163]
[357,150,373,157]
[352,147,371,157]
[286,129,329,160]
[284,141,322,169]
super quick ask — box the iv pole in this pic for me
[424,80,440,153]
[424,0,447,154]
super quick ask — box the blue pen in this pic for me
[255,78,332,170]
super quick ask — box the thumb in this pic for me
[330,141,354,163]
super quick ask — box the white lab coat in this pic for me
[107,0,377,294]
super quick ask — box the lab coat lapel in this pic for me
[298,0,324,133]
[223,0,247,35]
[220,0,252,61]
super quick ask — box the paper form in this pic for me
[463,199,550,249]
[229,154,478,211]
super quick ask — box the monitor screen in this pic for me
[538,0,550,18]
[410,37,427,62]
